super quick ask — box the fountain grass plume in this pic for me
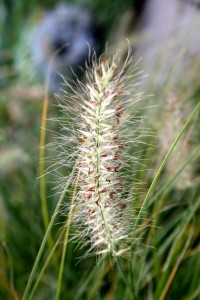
[53,52,144,259]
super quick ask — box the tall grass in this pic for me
[21,52,200,299]
[0,1,200,299]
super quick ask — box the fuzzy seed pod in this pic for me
[54,53,144,258]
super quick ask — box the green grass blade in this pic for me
[56,170,80,300]
[22,163,77,300]
[28,228,64,300]
[133,101,200,233]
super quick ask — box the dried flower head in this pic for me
[158,92,197,189]
[53,52,144,258]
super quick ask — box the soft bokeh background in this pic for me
[0,0,199,299]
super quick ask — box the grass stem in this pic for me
[22,163,77,300]
[133,101,200,233]
[56,169,80,300]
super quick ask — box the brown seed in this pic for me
[113,152,120,160]
[113,134,119,141]
[79,163,88,168]
[106,167,114,172]
[95,199,100,206]
[119,143,127,149]
[78,137,86,143]
[94,173,101,179]
[88,208,95,215]
[114,163,121,172]
[116,105,122,111]
[88,168,95,175]
[109,191,116,200]
[99,187,107,193]
[88,186,95,192]
[117,201,126,207]
[116,111,123,118]
[86,193,92,199]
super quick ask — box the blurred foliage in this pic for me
[0,0,200,299]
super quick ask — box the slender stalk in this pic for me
[116,260,135,300]
[148,147,200,208]
[39,69,50,235]
[56,169,80,300]
[2,242,19,300]
[39,43,69,249]
[159,229,194,300]
[29,229,65,300]
[22,163,76,300]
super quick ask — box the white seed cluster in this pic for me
[56,54,143,258]
[73,58,134,257]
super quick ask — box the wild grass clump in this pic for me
[1,1,199,300]
[20,40,199,300]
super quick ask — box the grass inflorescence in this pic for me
[52,53,144,259]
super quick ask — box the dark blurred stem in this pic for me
[39,51,57,269]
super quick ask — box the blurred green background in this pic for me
[0,0,199,299]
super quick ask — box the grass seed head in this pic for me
[54,52,144,259]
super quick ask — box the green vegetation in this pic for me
[0,1,199,299]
